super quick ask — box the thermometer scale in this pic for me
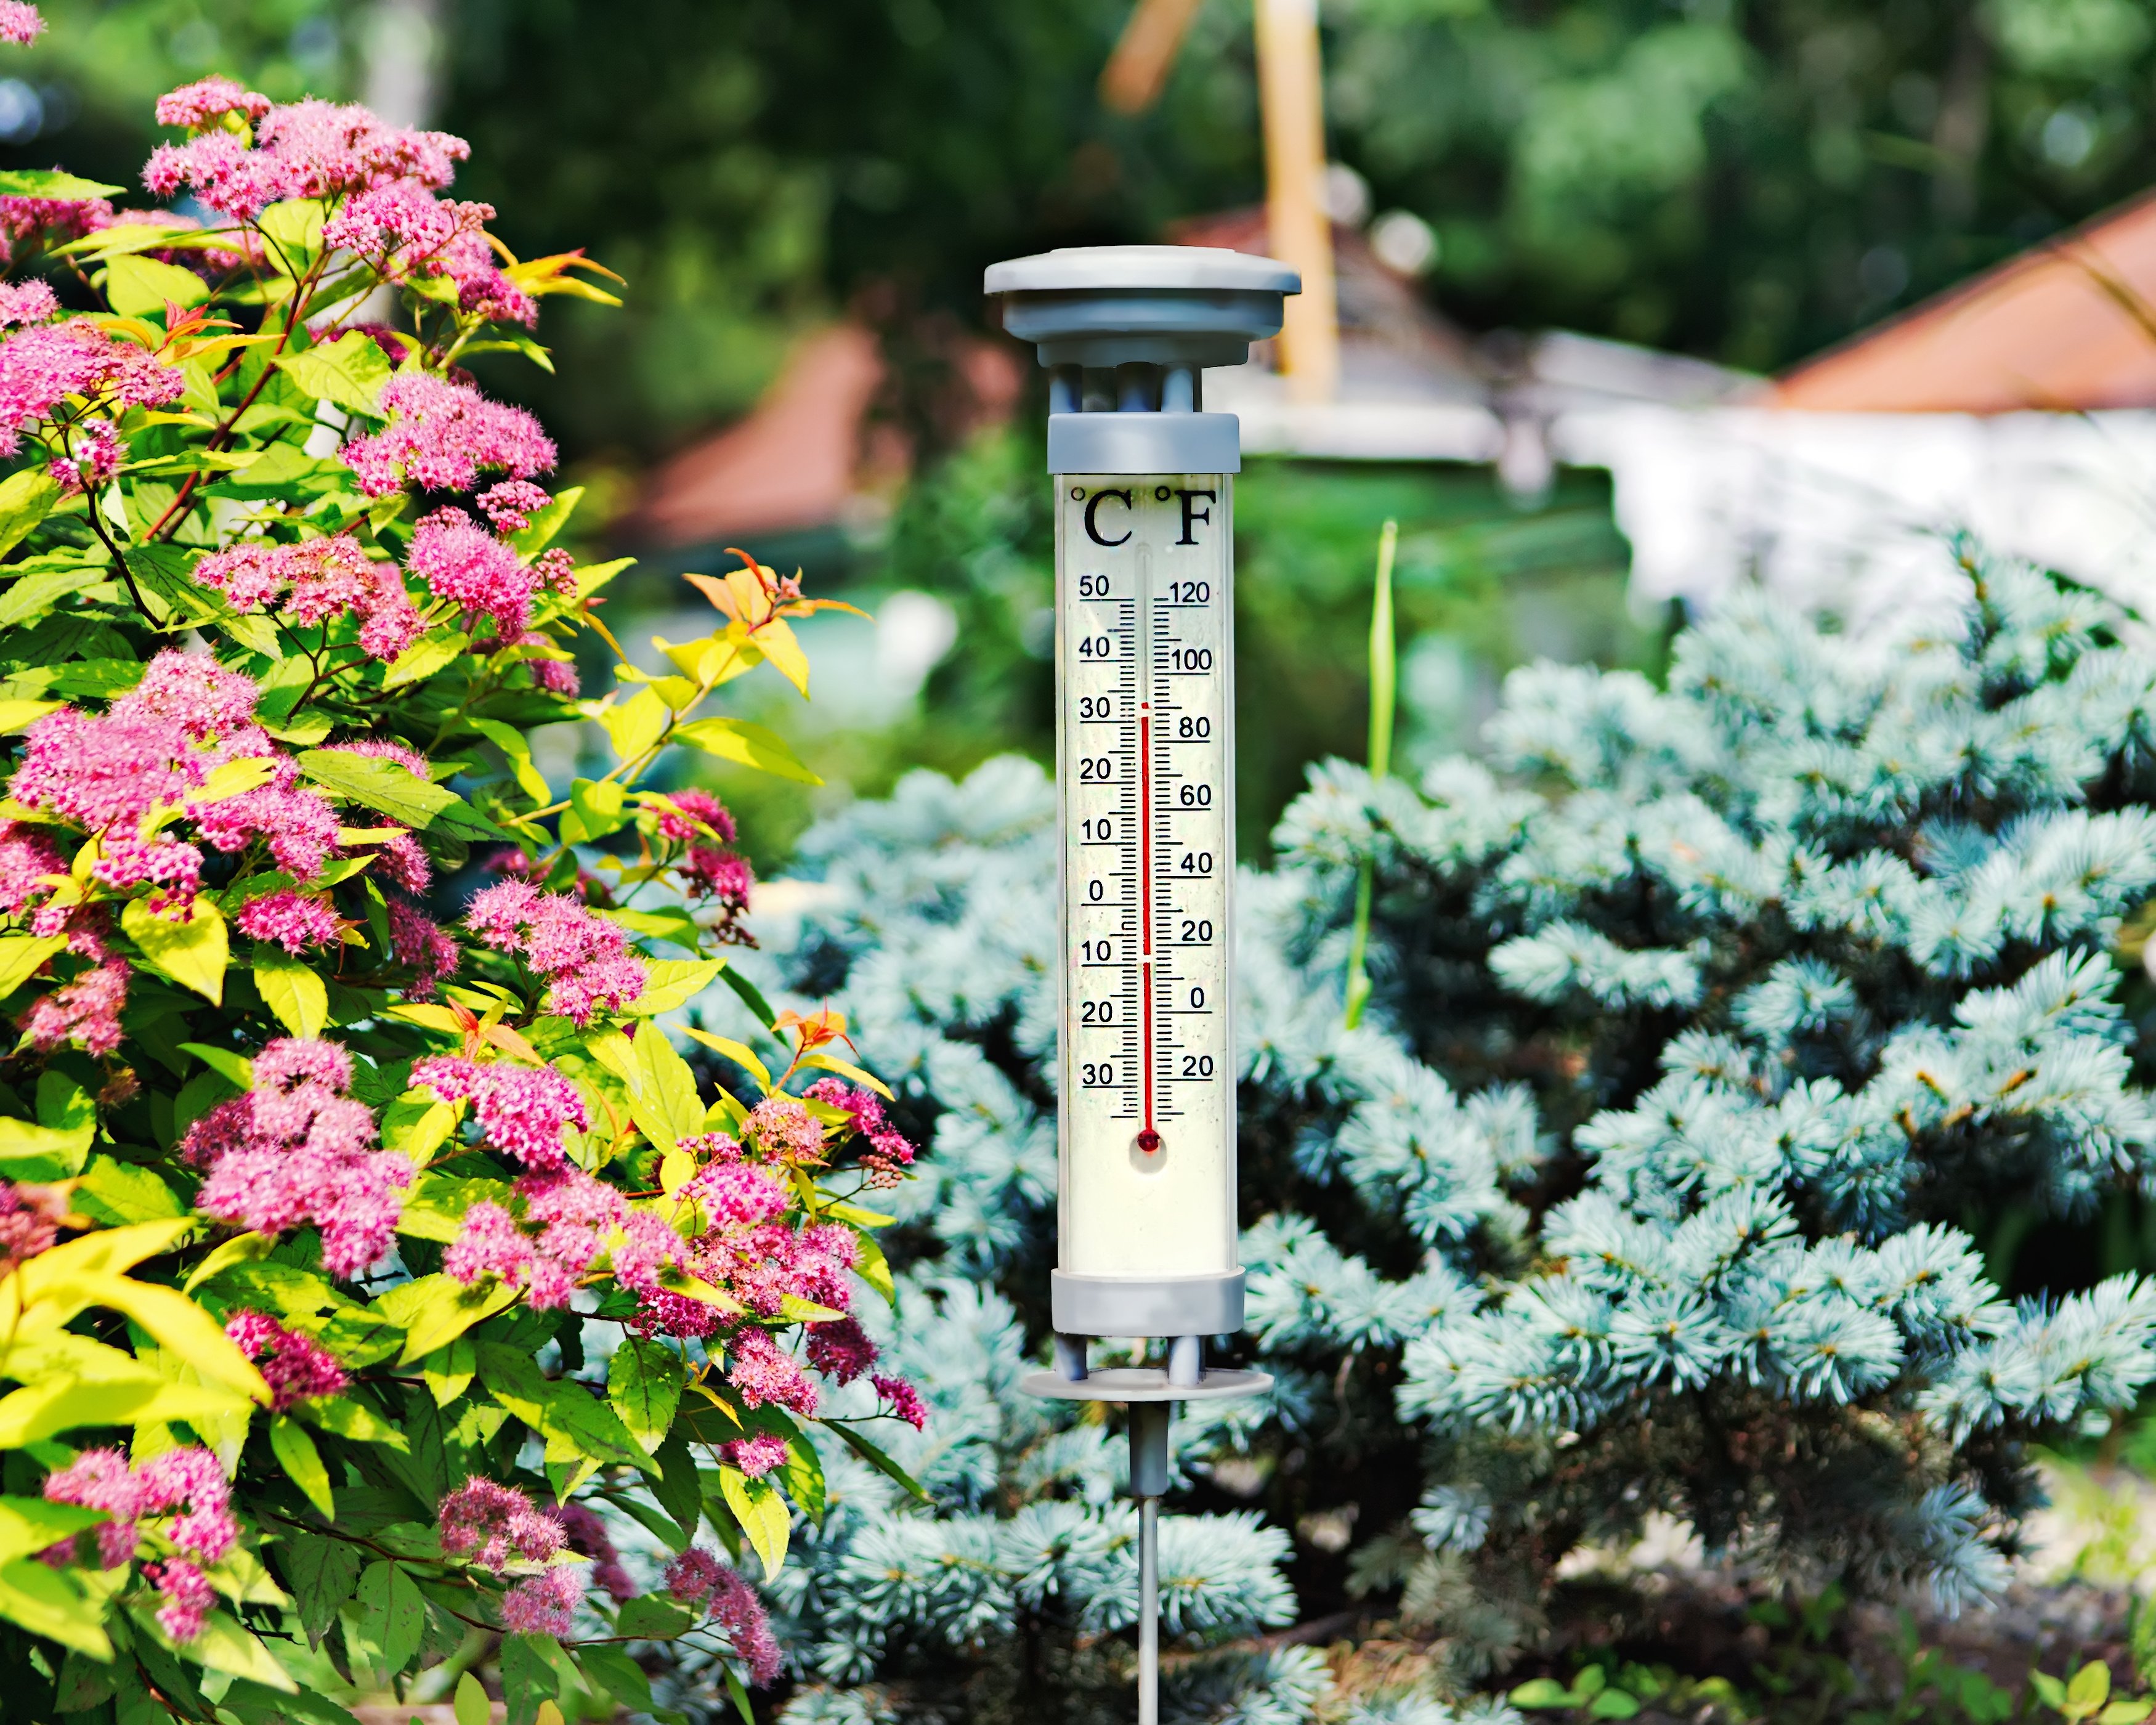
[986,245,1298,1725]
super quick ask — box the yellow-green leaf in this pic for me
[754,615,811,696]
[270,1416,334,1517]
[122,896,227,1003]
[671,716,821,784]
[0,1112,92,1180]
[799,1051,893,1100]
[383,627,468,690]
[601,686,668,763]
[275,331,391,414]
[679,1026,771,1092]
[0,469,60,561]
[456,1671,491,1725]
[2072,1665,2114,1713]
[254,948,328,1038]
[102,253,210,317]
[623,958,724,1017]
[719,1464,789,1581]
[423,1336,476,1407]
[469,716,550,803]
[176,1609,298,1690]
[0,1557,110,1658]
[607,1336,684,1453]
[0,699,59,735]
[379,1272,521,1363]
[0,933,62,1000]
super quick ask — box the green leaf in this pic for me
[257,198,326,256]
[270,1416,335,1519]
[381,627,469,690]
[423,1336,477,1406]
[0,561,97,630]
[615,1594,693,1640]
[280,1528,362,1649]
[275,331,391,414]
[395,1171,514,1243]
[0,168,123,200]
[123,895,227,1004]
[178,1041,256,1090]
[601,687,669,763]
[0,1111,92,1180]
[0,468,60,561]
[477,1341,655,1469]
[567,776,627,843]
[577,1642,654,1713]
[673,715,822,784]
[607,1337,686,1452]
[1589,1692,1640,1719]
[652,1427,703,1550]
[0,1556,110,1657]
[626,1025,705,1153]
[779,1427,827,1525]
[851,1225,897,1306]
[2097,1705,2152,1725]
[716,963,779,1029]
[353,1559,425,1679]
[298,747,460,828]
[297,1392,410,1451]
[456,1671,492,1725]
[378,1272,522,1363]
[73,1155,184,1225]
[1510,1680,1578,1710]
[219,1680,363,1725]
[102,254,209,317]
[509,484,582,555]
[623,958,724,1017]
[470,716,551,803]
[822,1419,930,1502]
[0,1496,103,1567]
[2073,1666,2116,1714]
[500,1631,562,1725]
[254,947,329,1038]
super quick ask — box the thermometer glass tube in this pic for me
[1058,471,1235,1281]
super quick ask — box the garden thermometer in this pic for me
[985,244,1296,1724]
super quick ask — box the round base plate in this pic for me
[1020,1366,1273,1403]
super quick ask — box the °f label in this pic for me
[1056,474,1236,1279]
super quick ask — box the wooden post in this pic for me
[1254,0,1338,402]
[1101,0,1207,113]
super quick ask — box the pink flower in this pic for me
[806,1317,879,1387]
[403,505,537,640]
[444,1169,639,1309]
[146,1557,214,1642]
[657,789,736,844]
[44,1444,237,1577]
[0,4,44,46]
[721,1433,790,1479]
[192,535,421,660]
[629,1290,720,1340]
[679,1161,788,1230]
[437,1477,562,1572]
[873,1374,928,1431]
[442,1201,533,1290]
[0,320,181,453]
[0,278,55,329]
[0,820,63,916]
[376,832,434,895]
[663,1549,780,1686]
[144,94,468,222]
[123,649,259,739]
[463,881,644,1024]
[804,1079,916,1187]
[0,193,112,264]
[192,784,342,882]
[724,1326,817,1417]
[413,1056,588,1171]
[502,1567,580,1636]
[47,418,120,493]
[0,1180,60,1274]
[387,899,458,997]
[155,76,271,129]
[223,1310,348,1410]
[21,956,127,1056]
[478,480,549,534]
[187,1037,411,1276]
[318,736,431,779]
[339,372,554,497]
[531,657,578,696]
[549,1502,636,1602]
[236,888,342,953]
[745,1097,823,1165]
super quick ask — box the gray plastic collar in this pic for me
[1048,412,1240,475]
[1052,1269,1246,1338]
[985,245,1299,296]
[987,245,1299,371]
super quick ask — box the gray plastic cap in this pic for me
[986,244,1300,370]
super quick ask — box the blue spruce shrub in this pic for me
[760,556,2156,1713]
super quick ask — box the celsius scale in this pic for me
[984,245,1299,1723]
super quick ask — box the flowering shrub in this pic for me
[0,15,918,1721]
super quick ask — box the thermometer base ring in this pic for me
[1019,1366,1271,1404]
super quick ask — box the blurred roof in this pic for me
[1773,189,2156,411]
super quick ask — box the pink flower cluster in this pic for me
[43,1445,236,1640]
[437,1476,562,1570]
[503,1567,580,1636]
[804,1079,917,1189]
[10,651,343,914]
[222,1309,348,1410]
[0,193,111,266]
[662,1548,780,1686]
[405,505,543,639]
[341,372,554,497]
[464,880,645,1024]
[550,1501,635,1602]
[185,1037,411,1276]
[0,319,182,455]
[387,899,458,998]
[322,181,535,327]
[722,1432,791,1479]
[806,1316,879,1387]
[145,84,469,224]
[0,1179,61,1273]
[0,818,60,919]
[744,1095,824,1166]
[47,417,119,493]
[0,4,44,46]
[444,1166,679,1309]
[873,1374,929,1431]
[412,1056,588,1171]
[193,535,423,661]
[235,888,342,954]
[0,278,55,331]
[479,480,550,534]
[21,956,127,1057]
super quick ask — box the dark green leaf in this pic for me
[652,1427,703,1550]
[354,1559,426,1678]
[615,1594,694,1640]
[822,1419,930,1502]
[577,1642,654,1713]
[278,1528,361,1648]
[715,964,778,1029]
[500,1631,562,1725]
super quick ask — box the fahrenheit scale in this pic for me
[1058,476,1235,1280]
